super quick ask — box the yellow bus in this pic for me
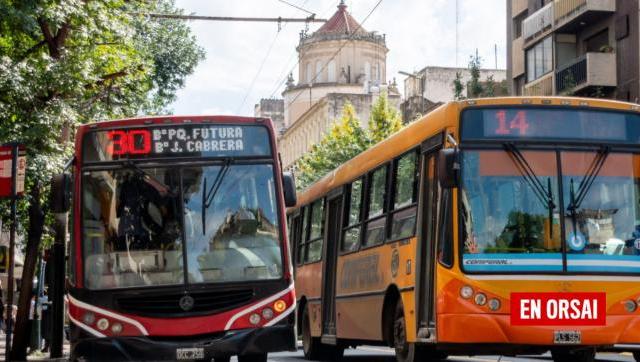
[289,97,640,362]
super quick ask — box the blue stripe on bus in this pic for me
[463,265,563,272]
[566,254,640,261]
[567,265,640,273]
[463,253,563,260]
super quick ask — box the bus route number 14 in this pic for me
[495,110,529,136]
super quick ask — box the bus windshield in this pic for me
[460,149,640,274]
[82,164,282,289]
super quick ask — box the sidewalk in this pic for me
[0,333,69,361]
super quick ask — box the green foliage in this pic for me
[467,51,483,98]
[0,0,204,240]
[367,91,402,144]
[484,75,496,97]
[295,92,403,189]
[452,72,464,100]
[560,72,577,96]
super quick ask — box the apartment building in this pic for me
[506,0,639,101]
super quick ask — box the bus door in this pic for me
[415,134,443,340]
[321,190,343,340]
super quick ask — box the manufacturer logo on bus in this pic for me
[179,295,195,311]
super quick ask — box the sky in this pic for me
[170,0,507,116]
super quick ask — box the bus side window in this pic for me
[390,149,419,241]
[342,178,364,252]
[363,165,389,247]
[438,189,453,268]
[298,207,308,265]
[305,199,325,263]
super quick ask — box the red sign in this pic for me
[0,145,26,198]
[510,292,606,326]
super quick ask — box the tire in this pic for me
[393,301,426,362]
[551,348,595,362]
[238,353,267,362]
[634,351,640,362]
[301,304,344,361]
[215,357,231,362]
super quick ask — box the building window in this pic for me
[315,61,323,82]
[526,36,552,82]
[585,28,609,52]
[513,11,527,39]
[328,60,336,82]
[306,63,312,84]
[364,61,371,82]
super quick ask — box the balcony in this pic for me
[554,0,615,33]
[555,52,616,94]
[523,2,554,42]
[524,72,554,96]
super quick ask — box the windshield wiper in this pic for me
[201,158,232,235]
[122,161,174,197]
[566,146,610,213]
[503,143,556,239]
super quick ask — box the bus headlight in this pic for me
[488,298,501,311]
[111,323,123,334]
[96,318,109,331]
[249,313,261,325]
[262,308,274,320]
[460,286,474,299]
[474,293,487,306]
[83,312,95,325]
[624,300,637,313]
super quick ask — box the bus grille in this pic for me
[116,288,255,316]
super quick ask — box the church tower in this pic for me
[279,1,399,169]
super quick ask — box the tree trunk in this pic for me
[10,184,44,361]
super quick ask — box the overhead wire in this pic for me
[235,0,315,113]
[267,0,339,98]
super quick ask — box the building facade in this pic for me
[279,1,400,169]
[254,98,285,135]
[400,66,507,123]
[506,0,639,100]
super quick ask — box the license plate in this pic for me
[176,347,204,360]
[554,331,581,344]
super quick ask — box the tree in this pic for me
[484,75,496,97]
[295,102,367,189]
[467,50,483,98]
[295,92,403,189]
[0,1,203,358]
[452,72,465,100]
[367,91,403,145]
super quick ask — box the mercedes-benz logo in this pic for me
[179,295,195,311]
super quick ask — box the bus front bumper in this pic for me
[437,314,640,347]
[70,325,296,361]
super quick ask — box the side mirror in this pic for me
[282,172,297,208]
[438,148,460,189]
[50,173,71,213]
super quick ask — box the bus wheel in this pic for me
[551,348,595,362]
[238,353,267,362]
[393,301,423,362]
[215,357,231,362]
[633,351,640,362]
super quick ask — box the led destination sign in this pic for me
[83,124,272,162]
[461,108,640,143]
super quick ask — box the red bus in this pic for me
[51,116,297,362]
